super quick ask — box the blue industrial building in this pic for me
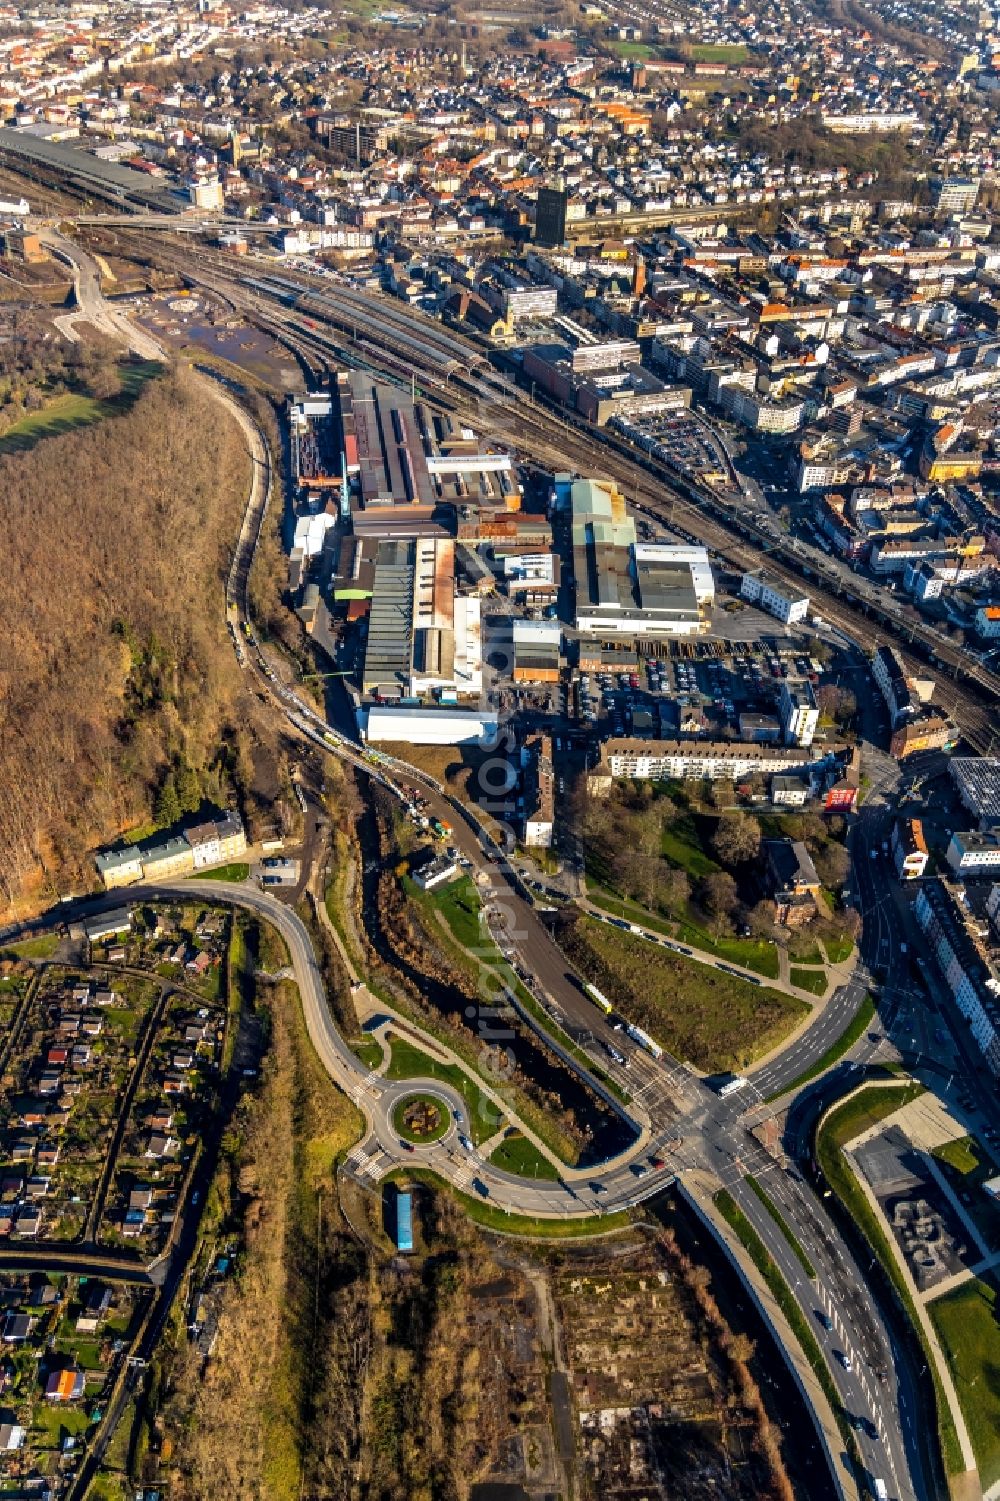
[395,1189,414,1253]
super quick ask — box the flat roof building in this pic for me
[362,705,499,746]
[739,572,810,625]
[951,759,1000,829]
[570,478,713,638]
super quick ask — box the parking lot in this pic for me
[571,637,829,740]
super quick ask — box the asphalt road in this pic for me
[28,241,942,1499]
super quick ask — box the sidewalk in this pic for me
[578,895,852,1005]
[681,1168,859,1501]
[841,1132,978,1481]
[310,862,654,1178]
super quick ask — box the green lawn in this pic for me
[790,967,827,996]
[392,1091,450,1144]
[745,1174,816,1277]
[403,873,495,986]
[410,874,629,1106]
[929,1275,1000,1489]
[819,1082,924,1154]
[587,882,780,977]
[383,1035,502,1146]
[0,364,161,456]
[0,392,108,454]
[660,817,719,878]
[352,1037,385,1071]
[823,936,855,964]
[3,933,59,959]
[934,1137,982,1176]
[611,39,655,59]
[488,1129,560,1181]
[388,1168,629,1237]
[192,862,250,883]
[563,917,806,1072]
[687,41,749,62]
[31,1403,92,1448]
[932,1135,1000,1248]
[766,996,875,1102]
[432,876,486,952]
[816,1082,964,1476]
[676,917,781,977]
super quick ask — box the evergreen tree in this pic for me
[155,773,181,828]
[176,762,201,815]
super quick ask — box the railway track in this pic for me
[118,230,1000,750]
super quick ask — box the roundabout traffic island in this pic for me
[393,1092,450,1145]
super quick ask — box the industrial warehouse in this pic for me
[281,371,849,753]
[564,474,714,639]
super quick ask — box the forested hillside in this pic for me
[0,364,251,907]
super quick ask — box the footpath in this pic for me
[681,1168,860,1501]
[307,866,632,1180]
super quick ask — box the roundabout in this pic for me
[392,1090,451,1145]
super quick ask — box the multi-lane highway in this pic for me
[23,232,960,1500]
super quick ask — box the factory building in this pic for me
[568,477,713,638]
[337,372,520,530]
[360,537,483,701]
[362,705,499,745]
[512,620,562,683]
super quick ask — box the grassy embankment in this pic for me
[488,1130,561,1181]
[789,967,828,996]
[387,1166,630,1238]
[929,1275,1000,1490]
[404,873,629,1105]
[383,1035,503,1148]
[816,1083,964,1477]
[564,916,806,1073]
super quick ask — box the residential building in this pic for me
[82,909,132,943]
[590,738,828,788]
[946,831,1000,878]
[951,759,1000,829]
[914,880,1000,1077]
[93,847,143,890]
[975,606,1000,640]
[522,734,554,848]
[535,185,568,248]
[766,838,821,927]
[892,818,929,880]
[771,775,811,807]
[739,572,810,625]
[890,711,954,760]
[95,813,247,889]
[779,680,819,748]
[871,644,913,726]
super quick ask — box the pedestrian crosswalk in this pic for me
[346,1071,383,1107]
[346,1143,389,1181]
